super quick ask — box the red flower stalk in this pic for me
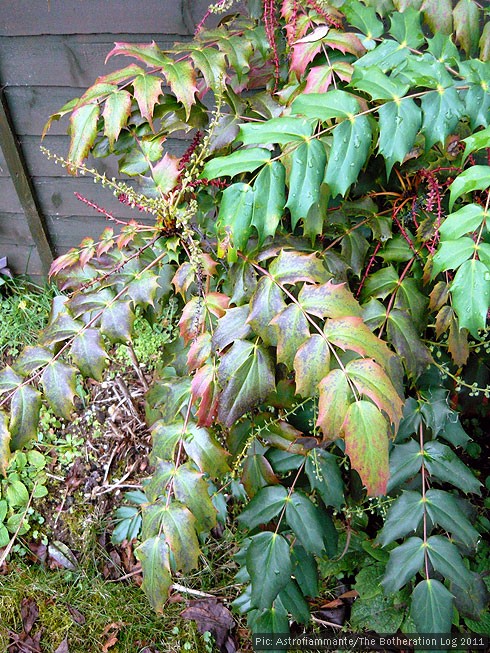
[305,0,342,29]
[263,0,280,91]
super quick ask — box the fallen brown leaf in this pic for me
[54,637,70,653]
[181,599,236,653]
[21,598,39,634]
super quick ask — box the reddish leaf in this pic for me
[152,153,180,193]
[106,41,168,67]
[54,638,70,653]
[21,597,39,634]
[181,599,236,652]
[191,364,219,427]
[317,369,353,441]
[49,249,80,278]
[294,334,331,398]
[160,59,198,118]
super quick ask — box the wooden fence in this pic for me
[0,0,214,277]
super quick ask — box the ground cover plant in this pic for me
[1,0,490,649]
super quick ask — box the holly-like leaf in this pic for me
[378,98,421,176]
[68,103,100,168]
[431,238,476,277]
[294,334,331,397]
[173,464,217,533]
[212,306,252,352]
[270,304,310,369]
[70,329,107,381]
[462,127,490,163]
[14,346,54,376]
[421,87,465,149]
[246,532,292,609]
[343,400,390,496]
[317,369,353,441]
[247,276,285,346]
[0,411,11,476]
[304,61,353,94]
[269,250,329,285]
[323,316,394,371]
[426,535,474,590]
[237,485,288,530]
[100,300,135,344]
[410,579,454,633]
[378,491,424,545]
[298,280,362,319]
[0,366,23,395]
[291,89,360,121]
[425,488,480,548]
[106,41,168,67]
[453,0,480,56]
[217,340,275,427]
[102,90,132,147]
[382,537,424,594]
[345,359,404,428]
[41,361,77,420]
[252,161,286,244]
[217,183,254,255]
[237,117,313,145]
[448,165,490,211]
[325,115,372,197]
[189,48,227,94]
[342,0,384,38]
[351,67,409,100]
[152,153,180,193]
[361,265,399,300]
[386,309,433,379]
[285,140,326,230]
[202,148,271,179]
[305,449,344,510]
[242,453,280,498]
[126,271,160,308]
[41,313,83,346]
[135,536,172,613]
[450,259,490,337]
[151,421,182,460]
[9,385,42,451]
[387,439,422,492]
[183,423,230,479]
[277,580,311,625]
[155,502,200,573]
[286,491,336,556]
[132,73,162,125]
[447,317,470,366]
[390,7,425,48]
[424,441,481,495]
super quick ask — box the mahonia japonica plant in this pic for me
[1,0,490,642]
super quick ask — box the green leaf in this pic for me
[421,87,464,149]
[425,488,480,548]
[107,41,168,67]
[9,385,42,451]
[426,535,474,590]
[382,537,425,593]
[432,238,476,277]
[317,369,353,441]
[41,313,83,345]
[323,316,394,371]
[293,334,331,397]
[285,140,326,230]
[237,485,288,530]
[14,346,54,376]
[291,89,360,121]
[298,280,362,319]
[461,126,490,163]
[361,265,399,300]
[132,73,162,124]
[386,309,433,378]
[247,276,285,346]
[277,580,311,625]
[410,579,454,633]
[346,358,404,428]
[325,114,372,197]
[68,103,100,167]
[100,300,135,343]
[103,90,132,147]
[305,449,344,510]
[342,0,384,38]
[439,204,487,241]
[183,423,230,479]
[286,491,335,556]
[201,148,271,179]
[453,0,480,56]
[41,361,77,420]
[246,532,292,609]
[159,502,200,573]
[387,439,422,492]
[237,117,313,145]
[343,400,390,496]
[291,544,319,597]
[355,40,408,72]
[135,536,172,613]
[70,329,107,381]
[378,491,424,545]
[173,464,217,533]
[242,454,279,498]
[0,411,10,476]
[424,441,481,495]
[212,306,252,352]
[351,67,409,100]
[450,259,490,337]
[269,250,328,285]
[252,161,286,244]
[390,7,424,48]
[6,479,29,507]
[126,271,160,308]
[189,48,226,93]
[449,166,490,211]
[270,304,310,369]
[217,183,254,254]
[0,366,23,395]
[251,604,289,635]
[378,99,421,176]
[161,59,198,118]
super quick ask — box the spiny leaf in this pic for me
[247,276,285,346]
[158,502,200,573]
[448,165,490,211]
[70,329,107,381]
[41,361,77,420]
[325,115,372,197]
[305,449,344,510]
[246,532,292,609]
[237,485,288,530]
[351,67,409,100]
[291,89,360,121]
[0,366,23,395]
[100,300,135,344]
[355,39,408,72]
[68,103,100,168]
[237,117,313,145]
[361,265,399,300]
[270,304,310,369]
[0,411,11,476]
[424,441,481,495]
[217,183,254,256]
[252,161,286,244]
[189,48,227,94]
[378,491,424,546]
[183,423,230,479]
[151,420,182,460]
[201,148,271,179]
[14,346,54,376]
[450,259,490,337]
[212,306,252,352]
[41,313,83,346]
[217,340,276,427]
[317,369,353,441]
[343,400,390,496]
[9,385,42,451]
[410,579,454,633]
[242,453,279,498]
[132,74,162,125]
[152,153,180,193]
[323,316,394,371]
[285,139,326,230]
[173,464,217,533]
[382,537,424,594]
[386,309,433,379]
[378,98,421,176]
[431,238,476,277]
[126,271,160,308]
[461,126,490,164]
[425,488,480,548]
[390,7,424,48]
[135,536,172,613]
[294,334,331,397]
[286,491,336,556]
[269,250,329,285]
[426,535,474,591]
[102,90,132,147]
[342,0,384,38]
[387,439,422,492]
[106,41,168,67]
[421,87,465,149]
[298,280,362,319]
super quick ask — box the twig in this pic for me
[311,616,343,629]
[171,583,216,598]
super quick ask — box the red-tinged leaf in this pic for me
[97,227,115,256]
[78,82,115,106]
[132,74,162,125]
[173,464,217,533]
[211,306,252,353]
[323,30,365,56]
[0,411,11,476]
[68,103,100,169]
[106,41,168,67]
[161,59,198,118]
[247,276,285,346]
[205,292,230,318]
[15,346,54,375]
[343,400,390,496]
[126,271,160,308]
[242,453,280,497]
[179,297,204,344]
[306,61,353,94]
[103,90,132,147]
[70,329,108,380]
[298,280,362,319]
[386,309,433,378]
[187,333,212,371]
[135,536,172,613]
[269,250,329,285]
[183,423,230,478]
[49,249,80,278]
[291,38,323,76]
[435,305,453,338]
[172,262,195,297]
[79,237,96,268]
[317,369,353,441]
[345,359,404,429]
[323,316,394,370]
[10,385,42,451]
[189,48,227,94]
[96,63,145,85]
[41,313,83,346]
[100,301,134,344]
[270,304,310,369]
[448,317,470,366]
[41,361,77,420]
[152,153,180,193]
[294,334,331,398]
[191,364,219,427]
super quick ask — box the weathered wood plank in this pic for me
[0,0,214,36]
[0,34,192,87]
[0,91,55,273]
[0,242,43,277]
